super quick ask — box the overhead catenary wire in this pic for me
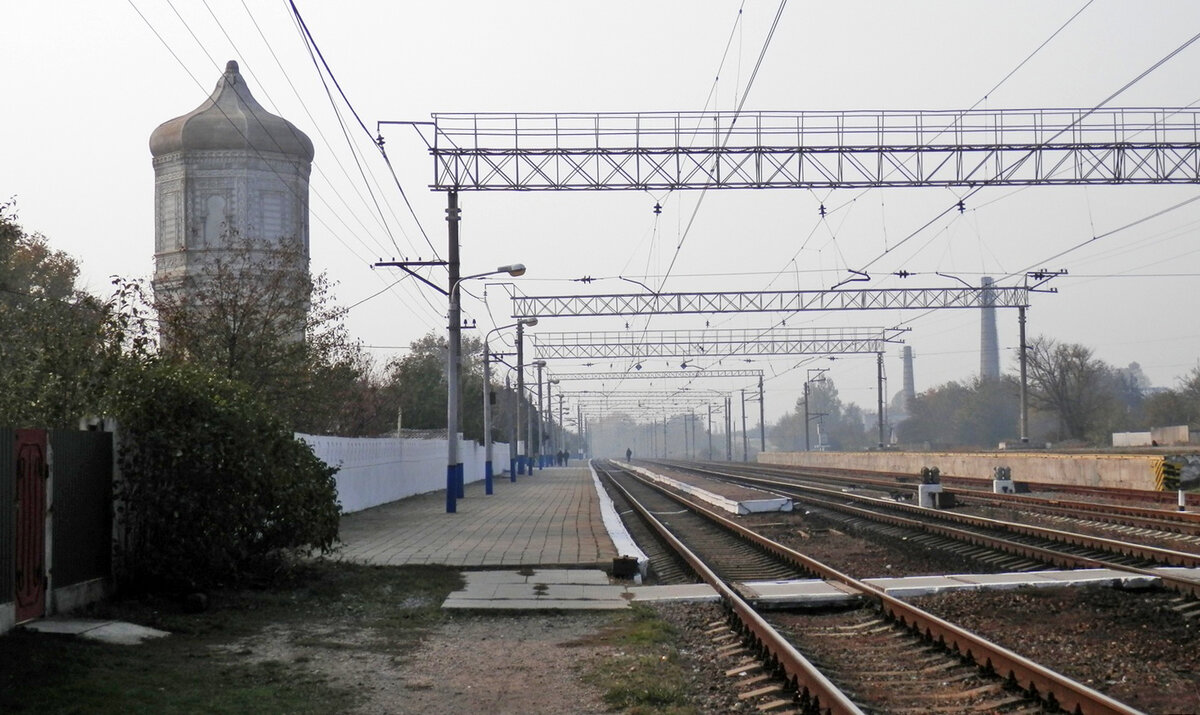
[287,0,439,261]
[701,10,1199,400]
[229,0,404,257]
[128,0,445,341]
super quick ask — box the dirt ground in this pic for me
[224,603,751,714]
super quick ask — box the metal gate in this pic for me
[14,429,46,624]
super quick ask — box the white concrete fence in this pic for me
[297,434,511,513]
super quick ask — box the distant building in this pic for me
[149,60,313,302]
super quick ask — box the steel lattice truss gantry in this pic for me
[512,286,1028,318]
[553,368,763,381]
[567,390,725,409]
[417,109,1200,191]
[532,327,903,360]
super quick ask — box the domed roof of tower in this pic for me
[150,60,314,161]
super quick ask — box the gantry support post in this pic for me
[877,352,886,449]
[758,375,766,454]
[741,389,749,462]
[1019,306,1029,443]
[445,191,461,513]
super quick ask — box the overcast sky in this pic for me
[5,1,1200,429]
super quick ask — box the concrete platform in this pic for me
[621,462,792,514]
[337,466,623,568]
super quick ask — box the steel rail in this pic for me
[738,461,1200,535]
[602,461,1140,714]
[952,490,1200,536]
[725,469,1200,567]
[772,462,1200,509]
[678,462,1200,600]
[596,462,862,714]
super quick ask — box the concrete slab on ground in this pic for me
[620,462,792,515]
[443,569,631,610]
[738,579,861,606]
[22,618,170,645]
[1154,566,1200,583]
[864,568,1161,598]
[442,566,1168,610]
[628,584,721,604]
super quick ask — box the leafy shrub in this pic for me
[108,359,339,593]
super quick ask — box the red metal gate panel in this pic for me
[14,429,46,624]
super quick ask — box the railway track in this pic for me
[652,460,1200,602]
[713,461,1200,538]
[595,460,1136,714]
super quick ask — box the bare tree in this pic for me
[1025,336,1116,442]
[153,234,364,433]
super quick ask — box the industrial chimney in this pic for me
[980,276,1000,379]
[902,345,916,409]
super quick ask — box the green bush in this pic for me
[108,359,339,593]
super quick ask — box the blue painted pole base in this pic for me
[510,458,518,481]
[446,465,457,513]
[485,461,494,494]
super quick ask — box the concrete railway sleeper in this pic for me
[594,460,1135,714]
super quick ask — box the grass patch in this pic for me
[0,560,463,713]
[575,604,696,714]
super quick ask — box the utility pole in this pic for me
[707,403,713,460]
[445,191,462,512]
[877,352,886,448]
[741,389,748,462]
[516,320,527,476]
[803,381,810,451]
[507,374,517,478]
[1019,305,1029,443]
[725,395,732,461]
[758,375,765,454]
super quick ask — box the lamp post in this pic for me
[803,368,828,452]
[533,360,547,469]
[483,317,536,494]
[546,377,559,463]
[516,319,531,476]
[446,262,526,513]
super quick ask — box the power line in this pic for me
[129,0,442,335]
[286,0,440,261]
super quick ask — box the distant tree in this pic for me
[1025,336,1117,442]
[153,234,366,433]
[0,200,113,427]
[770,377,869,451]
[1143,365,1200,429]
[383,331,530,444]
[386,333,448,432]
[897,377,1020,447]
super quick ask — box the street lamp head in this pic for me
[533,360,547,368]
[518,317,538,327]
[498,263,526,277]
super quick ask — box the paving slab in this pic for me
[338,467,620,568]
[444,569,633,610]
[738,579,861,606]
[627,584,720,603]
